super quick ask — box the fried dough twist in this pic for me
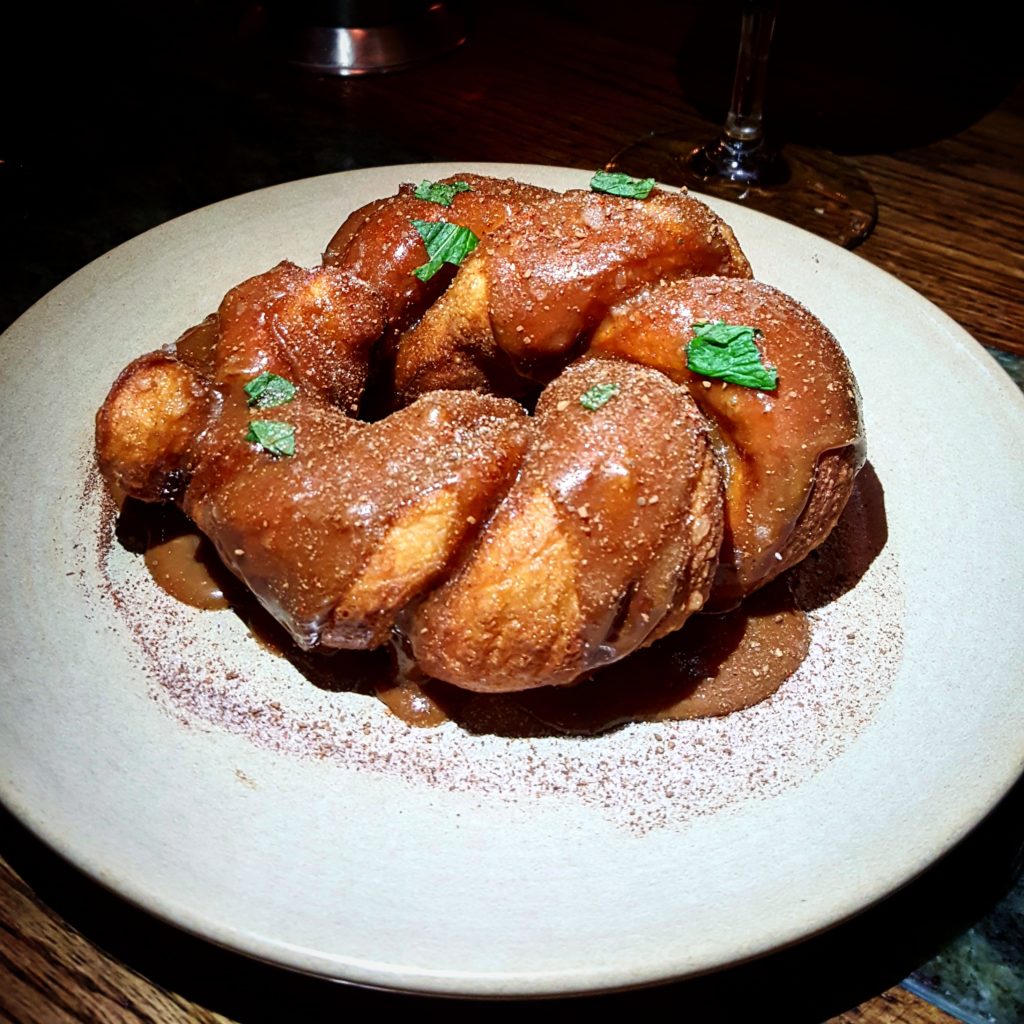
[323,173,555,331]
[96,261,384,502]
[96,174,865,696]
[187,386,529,650]
[410,360,723,692]
[97,261,531,651]
[589,277,865,607]
[393,188,752,401]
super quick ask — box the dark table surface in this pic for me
[2,3,1022,1022]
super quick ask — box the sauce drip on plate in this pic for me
[513,581,808,734]
[118,500,234,611]
[144,533,230,611]
[122,499,808,732]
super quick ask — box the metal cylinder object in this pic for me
[270,1,467,76]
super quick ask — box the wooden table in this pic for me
[2,3,1021,1021]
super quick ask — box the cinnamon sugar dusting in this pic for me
[87,463,902,837]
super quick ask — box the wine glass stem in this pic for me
[722,1,778,152]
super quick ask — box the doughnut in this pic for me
[95,173,864,695]
[323,173,555,331]
[97,260,385,501]
[186,386,529,650]
[409,359,723,692]
[393,187,751,400]
[588,276,864,607]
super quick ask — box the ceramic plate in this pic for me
[1,164,1022,997]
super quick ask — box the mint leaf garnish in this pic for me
[410,219,480,281]
[579,382,621,410]
[589,170,655,200]
[685,321,778,390]
[244,371,297,409]
[246,420,296,457]
[414,179,472,207]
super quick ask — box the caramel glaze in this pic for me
[213,261,385,412]
[374,678,451,729]
[393,189,752,402]
[408,360,723,693]
[173,313,220,378]
[589,277,864,608]
[323,173,556,332]
[323,174,560,419]
[122,500,808,733]
[185,384,529,651]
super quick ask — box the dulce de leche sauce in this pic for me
[124,499,809,733]
[511,580,808,734]
[589,277,864,607]
[144,533,230,611]
[117,499,234,611]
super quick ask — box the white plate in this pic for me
[1,163,1022,998]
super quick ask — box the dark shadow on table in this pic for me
[2,767,1022,1023]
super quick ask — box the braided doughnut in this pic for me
[588,276,864,608]
[394,186,750,400]
[409,359,723,692]
[323,173,556,332]
[95,174,863,696]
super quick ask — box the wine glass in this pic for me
[606,0,877,248]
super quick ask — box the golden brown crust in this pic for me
[769,445,860,589]
[409,360,723,692]
[588,276,864,607]
[95,352,215,502]
[95,261,386,503]
[393,188,753,403]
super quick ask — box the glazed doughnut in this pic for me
[96,260,385,501]
[212,261,385,411]
[95,172,864,695]
[323,173,557,414]
[393,187,752,401]
[97,258,530,651]
[409,359,723,692]
[323,173,555,331]
[185,386,529,650]
[588,276,864,607]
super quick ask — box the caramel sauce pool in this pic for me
[374,677,451,728]
[122,500,809,734]
[144,534,230,610]
[514,583,809,734]
[118,499,236,611]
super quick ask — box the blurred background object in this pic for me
[265,1,466,75]
[608,0,878,247]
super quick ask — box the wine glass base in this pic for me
[608,132,877,249]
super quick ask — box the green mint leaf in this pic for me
[589,169,656,200]
[414,179,472,207]
[685,320,778,390]
[245,420,296,457]
[411,219,480,281]
[244,371,297,409]
[579,382,621,411]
